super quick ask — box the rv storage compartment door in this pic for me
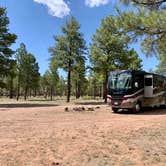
[144,75,153,98]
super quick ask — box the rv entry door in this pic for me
[144,75,153,98]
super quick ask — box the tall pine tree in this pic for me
[0,7,17,88]
[49,17,86,102]
[90,15,142,103]
[15,43,40,100]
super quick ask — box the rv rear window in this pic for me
[145,78,152,86]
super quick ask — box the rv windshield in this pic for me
[108,72,132,90]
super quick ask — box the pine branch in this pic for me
[133,0,166,6]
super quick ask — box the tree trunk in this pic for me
[93,85,96,100]
[9,76,13,99]
[67,60,71,103]
[76,80,81,99]
[17,85,20,101]
[77,84,81,99]
[75,80,78,99]
[103,72,108,103]
[44,88,47,99]
[24,85,28,100]
[17,75,20,101]
[77,76,81,99]
[99,86,102,98]
[34,89,37,97]
[50,86,53,101]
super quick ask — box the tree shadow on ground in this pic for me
[29,98,68,102]
[75,101,105,105]
[114,107,166,115]
[29,99,55,102]
[139,107,166,115]
[0,103,58,108]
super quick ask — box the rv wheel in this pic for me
[160,104,166,109]
[112,108,118,113]
[133,102,141,113]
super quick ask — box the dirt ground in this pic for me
[0,102,166,166]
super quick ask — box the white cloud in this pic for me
[85,0,110,7]
[33,0,70,18]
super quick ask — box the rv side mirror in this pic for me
[134,82,138,88]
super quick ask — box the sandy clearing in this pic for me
[0,104,166,166]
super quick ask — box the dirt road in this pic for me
[0,104,166,166]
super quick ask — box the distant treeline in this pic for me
[0,0,165,102]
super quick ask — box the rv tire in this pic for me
[112,108,118,113]
[133,102,142,113]
[160,104,166,109]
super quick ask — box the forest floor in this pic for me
[0,98,166,166]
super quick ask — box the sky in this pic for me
[0,0,158,75]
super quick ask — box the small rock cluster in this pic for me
[64,106,100,112]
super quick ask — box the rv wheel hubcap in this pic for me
[136,104,140,112]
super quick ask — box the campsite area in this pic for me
[0,100,166,166]
[1,0,166,165]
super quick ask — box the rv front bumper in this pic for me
[107,97,136,109]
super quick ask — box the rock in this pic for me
[73,107,85,112]
[146,150,150,153]
[73,107,81,111]
[52,162,60,166]
[81,107,85,110]
[129,147,135,151]
[64,107,69,112]
[72,136,76,139]
[87,107,95,111]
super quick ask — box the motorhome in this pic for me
[107,70,166,113]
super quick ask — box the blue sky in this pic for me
[1,0,158,75]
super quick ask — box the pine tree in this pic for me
[0,7,17,88]
[21,53,40,100]
[72,54,86,99]
[49,17,86,102]
[7,60,17,98]
[156,55,166,75]
[41,70,58,100]
[121,0,166,9]
[15,43,40,100]
[90,15,142,102]
[15,43,28,100]
[118,0,166,58]
[49,61,59,100]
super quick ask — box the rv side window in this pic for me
[145,78,152,86]
[134,75,144,89]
